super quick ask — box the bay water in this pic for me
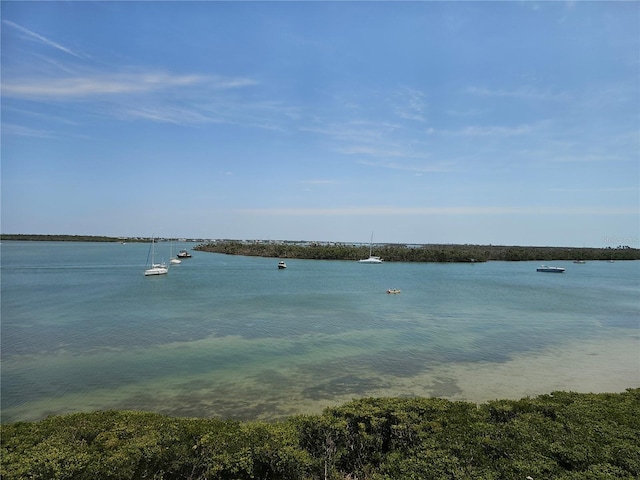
[1,241,638,423]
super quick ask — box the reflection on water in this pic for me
[1,241,639,422]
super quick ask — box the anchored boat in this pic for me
[536,265,565,273]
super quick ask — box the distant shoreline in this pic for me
[193,239,640,262]
[0,234,200,243]
[2,234,638,261]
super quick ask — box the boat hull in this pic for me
[536,266,565,273]
[145,237,168,276]
[145,264,168,276]
[359,256,383,264]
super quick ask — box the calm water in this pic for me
[2,241,639,423]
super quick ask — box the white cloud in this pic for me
[429,123,538,138]
[0,123,54,138]
[300,180,340,185]
[2,20,84,58]
[301,120,400,142]
[393,87,427,122]
[338,146,410,157]
[120,105,212,125]
[466,85,570,102]
[357,159,455,173]
[2,73,254,99]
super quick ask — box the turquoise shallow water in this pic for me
[1,241,639,422]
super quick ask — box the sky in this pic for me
[1,1,638,247]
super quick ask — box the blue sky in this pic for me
[2,1,638,247]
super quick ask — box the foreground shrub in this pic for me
[2,389,638,479]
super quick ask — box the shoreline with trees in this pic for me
[2,389,638,479]
[194,240,640,262]
[2,234,638,262]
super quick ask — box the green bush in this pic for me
[2,389,638,479]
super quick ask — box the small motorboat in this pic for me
[386,288,401,294]
[177,250,192,258]
[278,261,287,269]
[536,265,565,273]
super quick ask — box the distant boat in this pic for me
[170,241,181,265]
[359,233,383,264]
[386,288,401,294]
[177,249,192,258]
[573,260,586,264]
[278,260,287,269]
[144,237,168,276]
[536,265,565,273]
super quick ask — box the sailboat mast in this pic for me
[150,236,156,265]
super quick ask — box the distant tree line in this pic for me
[194,240,640,262]
[2,390,638,479]
[0,234,205,243]
[0,234,144,243]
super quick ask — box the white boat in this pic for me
[359,233,383,263]
[144,237,168,276]
[177,249,192,258]
[536,265,565,273]
[278,261,287,269]
[386,288,401,294]
[170,241,181,264]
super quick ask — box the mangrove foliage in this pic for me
[2,389,639,479]
[194,240,640,263]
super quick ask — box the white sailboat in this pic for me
[170,240,181,265]
[144,236,169,276]
[359,233,383,264]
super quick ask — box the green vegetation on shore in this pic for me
[0,234,205,244]
[195,240,640,262]
[0,234,146,243]
[2,390,638,479]
[3,235,638,261]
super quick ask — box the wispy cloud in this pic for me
[357,159,455,173]
[120,105,213,125]
[337,146,412,158]
[2,73,254,99]
[2,20,84,58]
[301,120,400,142]
[466,85,570,102]
[199,99,297,131]
[300,180,340,185]
[393,87,427,122]
[431,124,535,137]
[1,67,274,130]
[301,118,424,160]
[236,206,639,216]
[0,123,54,138]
